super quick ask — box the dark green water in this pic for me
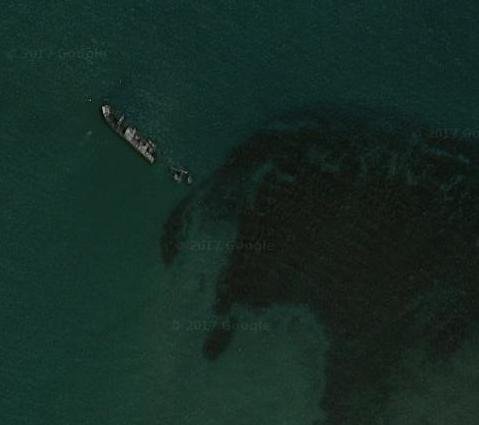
[1,1,478,424]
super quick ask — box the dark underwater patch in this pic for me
[160,105,478,424]
[202,317,237,361]
[161,195,194,266]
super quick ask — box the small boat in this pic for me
[170,166,193,185]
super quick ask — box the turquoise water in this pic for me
[1,1,478,424]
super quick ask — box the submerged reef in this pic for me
[161,105,478,424]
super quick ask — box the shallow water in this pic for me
[1,1,478,424]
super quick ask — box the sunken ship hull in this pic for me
[101,104,157,164]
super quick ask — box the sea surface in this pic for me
[1,1,478,424]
